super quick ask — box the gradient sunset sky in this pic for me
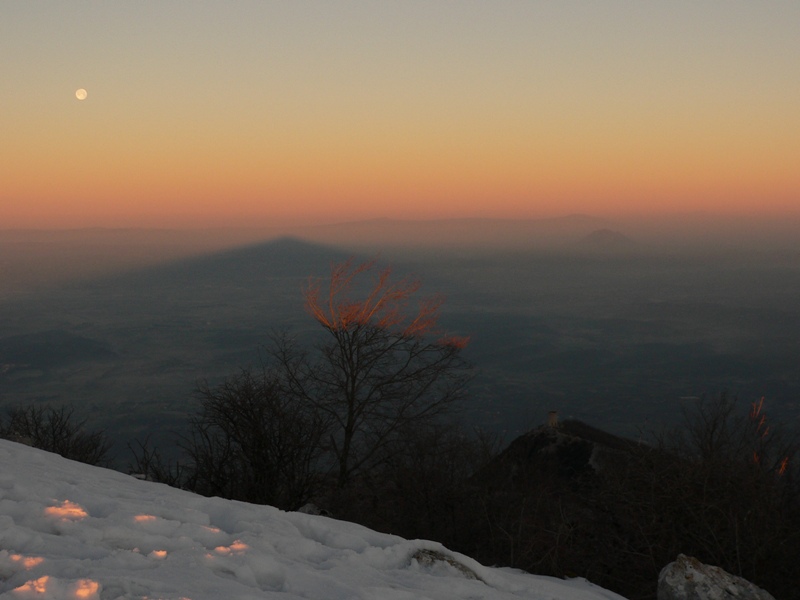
[2,2,799,229]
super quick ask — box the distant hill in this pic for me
[288,216,610,251]
[477,417,642,486]
[575,228,637,254]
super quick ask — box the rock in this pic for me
[296,503,332,517]
[658,554,775,600]
[409,549,482,581]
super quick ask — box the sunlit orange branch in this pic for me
[750,397,764,419]
[304,259,468,347]
[437,334,470,349]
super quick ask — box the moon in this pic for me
[75,88,88,100]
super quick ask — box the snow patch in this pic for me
[0,440,627,600]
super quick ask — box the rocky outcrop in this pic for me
[478,418,641,489]
[658,554,775,600]
[410,549,482,581]
[296,503,333,517]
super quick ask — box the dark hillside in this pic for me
[479,417,643,486]
[458,405,799,600]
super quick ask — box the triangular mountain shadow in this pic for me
[99,236,355,287]
[0,236,359,363]
[0,236,365,456]
[0,329,117,370]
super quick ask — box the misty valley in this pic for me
[1,229,800,463]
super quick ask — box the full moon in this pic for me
[75,88,88,100]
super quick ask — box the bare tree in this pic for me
[274,259,472,488]
[128,436,190,488]
[181,366,329,509]
[593,393,800,598]
[0,404,111,466]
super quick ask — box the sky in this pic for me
[2,2,799,229]
[0,438,628,599]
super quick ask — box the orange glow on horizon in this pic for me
[3,3,799,230]
[3,99,799,229]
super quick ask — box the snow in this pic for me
[0,439,627,600]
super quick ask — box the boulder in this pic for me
[658,554,775,600]
[296,503,333,517]
[409,549,481,581]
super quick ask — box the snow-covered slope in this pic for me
[0,440,626,600]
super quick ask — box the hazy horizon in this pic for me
[3,2,799,462]
[2,222,799,464]
[3,213,800,294]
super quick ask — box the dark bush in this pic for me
[590,394,800,599]
[128,436,190,488]
[0,404,111,466]
[180,366,330,510]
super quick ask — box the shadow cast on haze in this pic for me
[1,220,800,464]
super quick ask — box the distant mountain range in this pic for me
[285,215,612,251]
[575,229,637,254]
